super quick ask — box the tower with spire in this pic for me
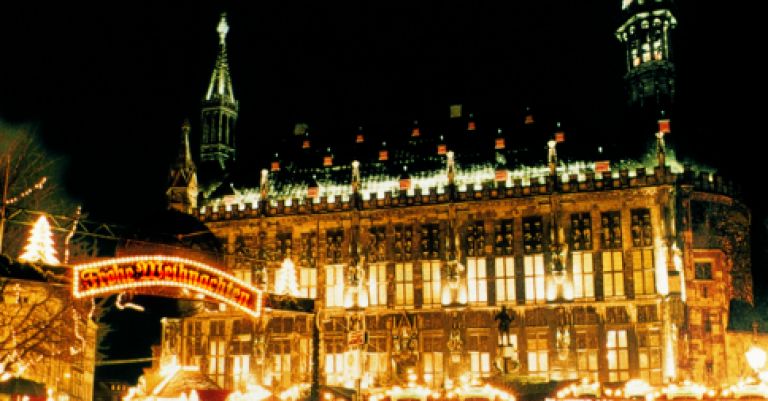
[167,120,198,212]
[616,0,677,117]
[201,13,238,174]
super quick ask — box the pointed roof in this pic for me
[205,13,236,104]
[169,120,196,187]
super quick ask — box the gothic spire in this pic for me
[200,12,239,173]
[205,13,235,104]
[167,120,198,212]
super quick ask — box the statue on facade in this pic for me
[495,306,514,345]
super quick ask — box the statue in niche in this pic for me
[495,306,514,345]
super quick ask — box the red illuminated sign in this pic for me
[73,256,264,318]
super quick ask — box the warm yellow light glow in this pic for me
[72,255,264,318]
[458,285,468,304]
[654,239,669,295]
[19,215,60,265]
[624,379,654,401]
[664,329,676,380]
[747,346,768,371]
[275,258,300,297]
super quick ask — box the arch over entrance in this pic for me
[72,255,264,318]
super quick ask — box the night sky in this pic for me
[1,1,766,383]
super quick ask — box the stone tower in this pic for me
[616,0,677,117]
[200,13,238,173]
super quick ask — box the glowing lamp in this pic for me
[747,346,767,372]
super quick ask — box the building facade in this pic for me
[159,3,753,395]
[0,276,97,401]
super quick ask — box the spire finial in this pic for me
[217,13,229,45]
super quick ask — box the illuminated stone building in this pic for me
[160,5,753,394]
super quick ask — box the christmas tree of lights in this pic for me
[18,215,60,265]
[275,258,300,297]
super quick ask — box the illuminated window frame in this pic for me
[395,262,414,308]
[602,251,625,298]
[422,261,442,308]
[524,254,546,303]
[606,329,630,382]
[368,263,388,306]
[632,249,656,296]
[467,257,488,304]
[571,252,595,299]
[325,264,345,308]
[495,256,516,303]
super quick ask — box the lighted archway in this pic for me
[72,255,264,318]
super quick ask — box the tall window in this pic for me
[366,337,388,386]
[466,221,485,257]
[324,341,345,385]
[422,261,441,307]
[494,219,514,256]
[630,209,653,247]
[208,320,226,387]
[527,332,549,380]
[632,249,655,295]
[523,217,544,254]
[299,267,317,298]
[600,211,622,249]
[570,213,593,251]
[467,257,488,304]
[601,211,624,298]
[495,256,516,303]
[572,252,594,299]
[606,329,630,382]
[468,332,491,380]
[394,224,414,261]
[524,255,546,303]
[420,224,441,259]
[575,331,599,382]
[367,226,387,263]
[603,251,624,297]
[395,263,414,308]
[326,229,344,264]
[423,336,444,388]
[325,265,345,307]
[637,327,663,385]
[300,232,317,268]
[271,340,292,387]
[368,263,387,306]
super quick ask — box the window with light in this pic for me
[467,257,488,304]
[368,263,387,306]
[524,254,546,302]
[325,264,345,307]
[395,262,414,308]
[422,261,441,307]
[606,329,630,382]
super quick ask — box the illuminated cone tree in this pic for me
[18,215,60,265]
[275,258,300,297]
